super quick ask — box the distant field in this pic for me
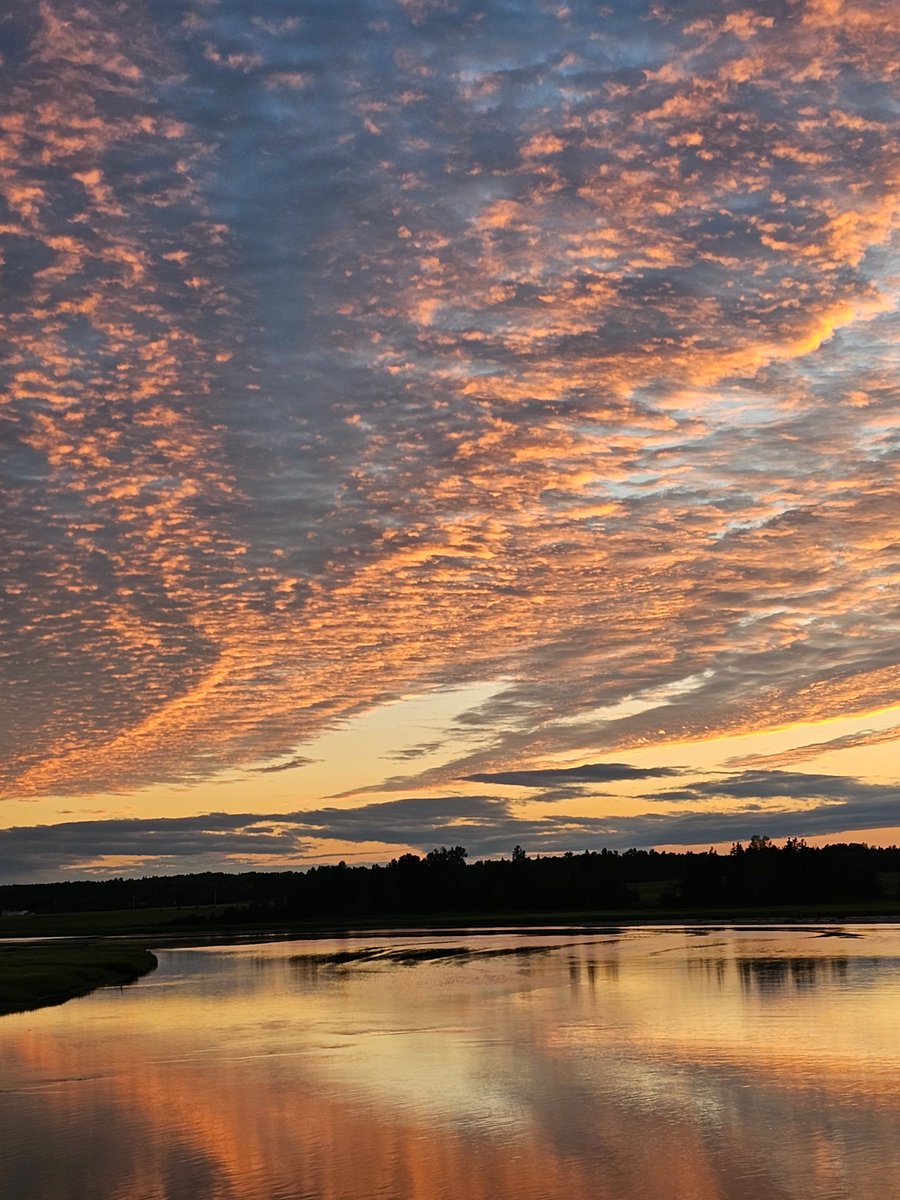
[3,895,900,944]
[1,904,236,939]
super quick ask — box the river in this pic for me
[2,925,898,1199]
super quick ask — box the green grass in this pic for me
[0,942,158,1016]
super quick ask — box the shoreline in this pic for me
[4,910,900,1017]
[0,942,158,1017]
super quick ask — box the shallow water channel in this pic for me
[2,925,899,1199]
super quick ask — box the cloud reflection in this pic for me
[3,931,900,1197]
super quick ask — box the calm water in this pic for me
[2,926,899,1199]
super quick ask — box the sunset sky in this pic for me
[1,0,898,882]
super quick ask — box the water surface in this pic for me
[2,925,898,1199]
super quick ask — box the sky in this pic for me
[1,0,898,883]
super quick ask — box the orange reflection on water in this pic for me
[2,928,900,1199]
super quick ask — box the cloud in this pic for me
[464,763,682,787]
[249,756,317,774]
[644,769,900,806]
[0,797,507,881]
[727,725,900,770]
[3,768,899,881]
[0,0,897,828]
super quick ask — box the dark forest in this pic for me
[4,838,899,925]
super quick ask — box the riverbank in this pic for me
[0,942,158,1016]
[4,895,900,942]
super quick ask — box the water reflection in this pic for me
[2,926,899,1199]
[736,956,852,995]
[685,955,729,988]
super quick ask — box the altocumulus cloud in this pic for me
[0,0,897,871]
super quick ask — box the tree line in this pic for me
[3,838,899,922]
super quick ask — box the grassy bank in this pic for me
[0,942,158,1016]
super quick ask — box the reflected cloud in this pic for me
[3,929,900,1198]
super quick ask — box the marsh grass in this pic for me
[0,942,157,1015]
